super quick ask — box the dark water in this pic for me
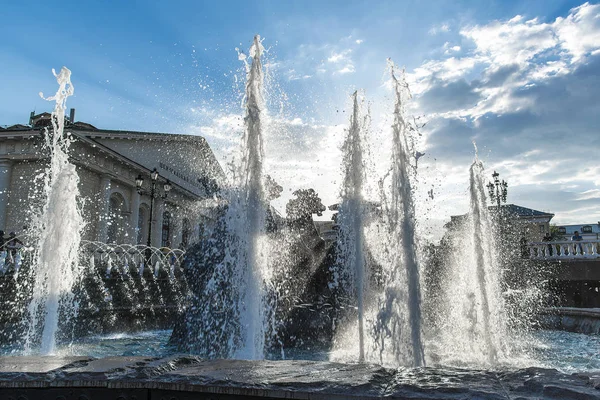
[532,330,600,372]
[12,329,596,374]
[0,330,598,399]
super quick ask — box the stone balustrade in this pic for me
[528,240,600,260]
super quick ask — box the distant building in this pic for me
[0,110,225,248]
[313,220,337,242]
[554,223,600,240]
[447,203,555,242]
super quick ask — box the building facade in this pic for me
[555,223,600,240]
[447,203,555,242]
[0,113,225,248]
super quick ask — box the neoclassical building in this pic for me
[0,111,225,248]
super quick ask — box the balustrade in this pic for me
[528,240,600,260]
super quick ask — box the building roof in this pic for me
[490,204,555,218]
[5,124,30,130]
[448,203,555,229]
[0,117,226,198]
[71,121,98,130]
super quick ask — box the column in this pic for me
[0,161,12,231]
[96,176,111,243]
[151,199,164,247]
[129,189,140,245]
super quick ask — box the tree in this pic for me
[549,224,565,240]
[264,175,283,201]
[286,189,326,226]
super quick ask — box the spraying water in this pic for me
[336,91,368,362]
[25,67,84,354]
[182,36,269,359]
[434,147,508,365]
[373,63,425,366]
[235,34,268,359]
[468,150,499,363]
[330,67,425,367]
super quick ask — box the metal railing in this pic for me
[80,241,186,277]
[0,235,187,276]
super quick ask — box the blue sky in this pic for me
[1,1,599,238]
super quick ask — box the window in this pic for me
[161,211,171,247]
[137,206,148,244]
[198,223,205,241]
[539,224,545,233]
[181,218,191,248]
[107,193,125,243]
[582,225,592,233]
[558,227,567,234]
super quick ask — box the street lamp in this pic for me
[487,170,508,209]
[136,168,171,248]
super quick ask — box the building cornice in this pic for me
[0,129,203,201]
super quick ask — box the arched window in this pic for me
[107,192,126,243]
[137,204,149,244]
[161,211,171,248]
[198,223,205,241]
[181,218,191,248]
[198,215,209,242]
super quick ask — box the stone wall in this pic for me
[5,161,44,233]
[539,307,600,334]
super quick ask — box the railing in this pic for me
[528,240,600,260]
[0,236,187,276]
[0,234,32,274]
[80,241,186,277]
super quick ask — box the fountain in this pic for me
[374,63,425,367]
[330,64,425,368]
[23,67,84,355]
[234,34,270,359]
[0,35,598,400]
[429,147,507,366]
[334,91,369,362]
[169,35,273,359]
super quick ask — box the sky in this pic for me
[1,1,599,241]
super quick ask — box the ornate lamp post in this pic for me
[135,168,171,248]
[486,171,507,209]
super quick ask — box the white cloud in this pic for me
[185,113,243,143]
[443,43,461,55]
[214,114,244,131]
[419,2,600,87]
[460,18,556,66]
[336,64,356,74]
[287,68,313,81]
[429,23,450,35]
[576,189,600,201]
[327,49,352,63]
[408,2,600,122]
[325,48,356,75]
[554,2,600,63]
[407,2,600,230]
[260,116,346,213]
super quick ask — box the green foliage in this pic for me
[285,189,326,223]
[549,224,565,240]
[264,175,283,201]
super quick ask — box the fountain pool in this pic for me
[1,329,599,373]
